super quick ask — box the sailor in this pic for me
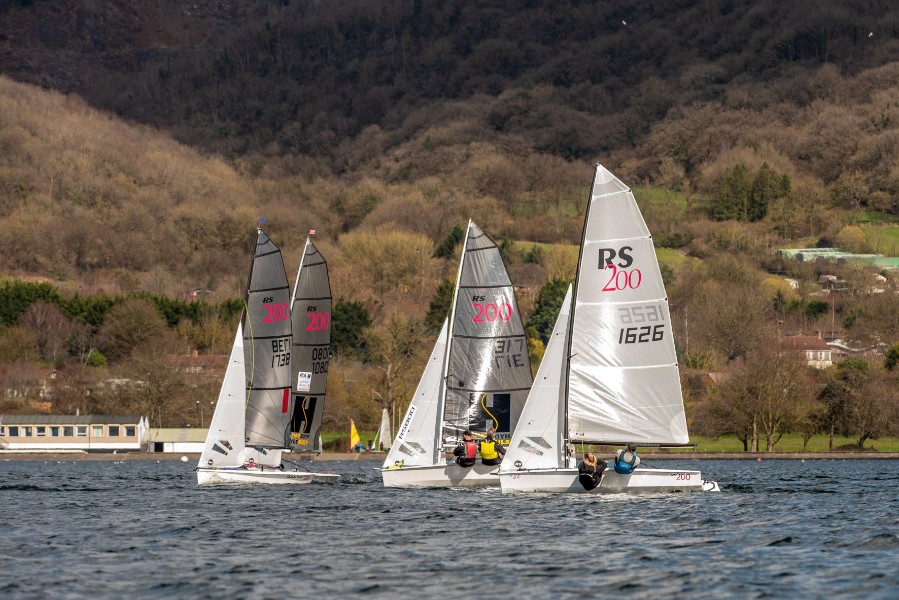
[578,452,606,490]
[453,430,477,468]
[478,427,506,466]
[613,442,641,474]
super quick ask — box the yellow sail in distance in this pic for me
[350,419,361,449]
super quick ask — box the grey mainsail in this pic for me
[243,229,293,448]
[288,238,331,453]
[440,221,533,444]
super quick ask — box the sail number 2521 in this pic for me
[617,305,665,345]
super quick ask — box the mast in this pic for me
[432,219,471,464]
[563,166,601,453]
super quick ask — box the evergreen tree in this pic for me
[434,225,465,259]
[424,279,454,334]
[331,299,372,359]
[748,162,790,222]
[709,164,751,221]
[526,278,569,344]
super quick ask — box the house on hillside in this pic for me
[779,334,833,368]
[0,415,149,452]
[168,351,227,375]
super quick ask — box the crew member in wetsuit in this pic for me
[614,442,641,474]
[578,452,606,490]
[453,430,477,468]
[478,427,506,466]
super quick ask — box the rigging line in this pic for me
[480,393,499,430]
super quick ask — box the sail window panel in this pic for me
[567,364,689,445]
[447,336,531,406]
[570,301,677,368]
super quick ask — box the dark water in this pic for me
[2,459,898,599]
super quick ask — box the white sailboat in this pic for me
[381,220,533,488]
[372,408,392,452]
[499,165,719,494]
[197,229,333,485]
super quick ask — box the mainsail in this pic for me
[566,166,688,445]
[440,221,532,444]
[288,238,331,453]
[243,229,293,448]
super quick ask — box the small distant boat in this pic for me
[350,419,362,452]
[372,408,392,452]
[380,220,533,488]
[196,229,337,485]
[499,165,719,494]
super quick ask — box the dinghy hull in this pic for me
[380,462,500,488]
[196,468,339,485]
[499,467,718,494]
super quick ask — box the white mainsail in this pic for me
[567,166,688,445]
[374,408,392,452]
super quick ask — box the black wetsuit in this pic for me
[578,459,607,491]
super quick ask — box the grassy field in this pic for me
[323,432,899,453]
[862,224,899,256]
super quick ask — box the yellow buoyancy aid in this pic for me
[479,439,499,460]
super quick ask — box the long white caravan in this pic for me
[196,230,337,485]
[499,166,719,494]
[381,221,533,488]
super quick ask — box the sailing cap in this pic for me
[627,442,637,451]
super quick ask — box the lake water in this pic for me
[2,458,898,599]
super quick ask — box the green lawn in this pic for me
[323,432,899,453]
[862,225,899,257]
[676,433,899,453]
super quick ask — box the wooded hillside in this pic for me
[1,1,897,446]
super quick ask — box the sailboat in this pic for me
[380,220,533,488]
[499,165,719,494]
[197,229,334,484]
[372,408,392,452]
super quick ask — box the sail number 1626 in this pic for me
[617,305,665,345]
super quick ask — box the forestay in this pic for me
[288,238,331,453]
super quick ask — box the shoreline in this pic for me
[3,451,899,462]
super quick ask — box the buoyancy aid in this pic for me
[479,439,499,460]
[461,440,477,461]
[614,450,638,474]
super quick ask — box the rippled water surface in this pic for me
[2,458,898,599]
